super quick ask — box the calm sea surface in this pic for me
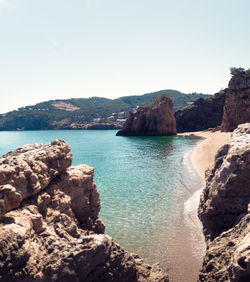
[0,130,205,281]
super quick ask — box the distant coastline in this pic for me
[13,122,123,131]
[0,90,209,131]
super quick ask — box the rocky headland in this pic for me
[221,69,250,132]
[198,123,250,281]
[116,94,176,136]
[176,68,250,133]
[0,140,168,282]
[175,90,226,133]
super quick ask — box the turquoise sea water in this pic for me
[0,130,204,281]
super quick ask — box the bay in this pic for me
[0,130,204,281]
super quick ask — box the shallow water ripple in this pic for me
[0,130,203,281]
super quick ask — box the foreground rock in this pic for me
[221,68,250,131]
[116,94,176,136]
[175,90,226,132]
[0,140,72,219]
[0,140,168,282]
[198,123,250,280]
[199,213,250,281]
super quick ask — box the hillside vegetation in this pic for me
[0,89,210,130]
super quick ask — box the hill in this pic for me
[0,89,210,130]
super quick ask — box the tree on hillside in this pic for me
[230,67,245,76]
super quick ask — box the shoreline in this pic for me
[148,131,232,281]
[179,130,231,178]
[179,130,231,281]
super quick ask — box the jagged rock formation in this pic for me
[116,94,176,136]
[175,68,250,133]
[198,123,250,281]
[0,140,72,219]
[221,69,250,131]
[199,212,250,281]
[175,90,226,132]
[0,140,168,282]
[199,124,250,241]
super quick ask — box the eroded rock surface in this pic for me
[221,69,250,131]
[199,123,250,281]
[199,213,250,281]
[0,140,168,282]
[175,90,226,132]
[0,140,72,219]
[116,94,176,136]
[199,124,250,241]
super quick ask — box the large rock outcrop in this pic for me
[198,123,250,281]
[0,140,168,282]
[116,94,176,136]
[174,90,226,133]
[221,69,250,132]
[199,212,250,281]
[0,140,72,219]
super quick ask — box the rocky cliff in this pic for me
[198,123,250,281]
[0,140,168,282]
[116,94,176,136]
[175,90,226,132]
[221,69,250,132]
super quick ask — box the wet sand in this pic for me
[173,130,231,281]
[162,147,206,282]
[145,130,231,281]
[180,130,231,177]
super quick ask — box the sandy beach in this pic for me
[180,130,231,178]
[175,130,231,281]
[157,130,232,282]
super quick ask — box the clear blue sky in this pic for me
[0,0,249,114]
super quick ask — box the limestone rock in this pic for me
[199,213,250,281]
[221,69,250,131]
[0,140,72,219]
[198,123,250,281]
[0,141,168,282]
[44,164,105,233]
[175,90,226,132]
[0,184,22,217]
[228,69,250,90]
[116,94,176,136]
[199,123,250,241]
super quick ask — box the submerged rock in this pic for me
[116,94,176,136]
[0,140,168,282]
[198,123,250,280]
[221,69,250,131]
